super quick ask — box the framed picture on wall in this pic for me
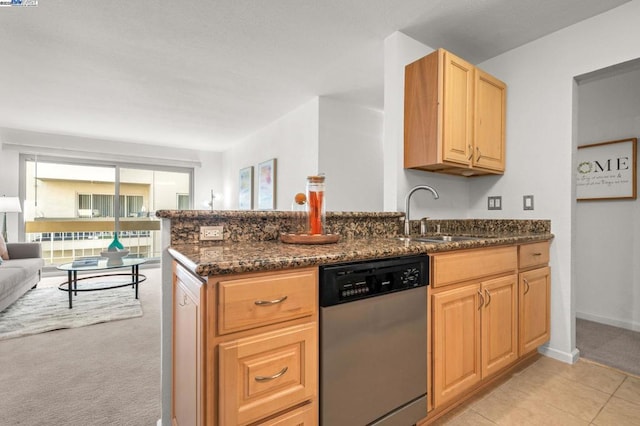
[576,138,637,201]
[238,166,253,210]
[257,158,277,210]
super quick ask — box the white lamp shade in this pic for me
[0,197,22,213]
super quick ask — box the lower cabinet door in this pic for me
[481,274,518,378]
[218,322,317,426]
[172,275,201,426]
[519,267,551,355]
[432,284,481,408]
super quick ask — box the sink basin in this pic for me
[419,235,482,242]
[400,235,483,243]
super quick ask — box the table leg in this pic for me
[134,264,139,299]
[67,270,73,309]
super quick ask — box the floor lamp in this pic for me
[0,196,22,242]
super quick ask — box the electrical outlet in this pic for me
[523,195,534,210]
[488,196,502,210]
[200,225,224,241]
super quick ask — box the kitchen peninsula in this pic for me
[156,210,553,426]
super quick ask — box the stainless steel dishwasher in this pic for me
[319,255,428,426]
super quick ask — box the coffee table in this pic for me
[57,258,147,309]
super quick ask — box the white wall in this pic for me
[575,66,640,331]
[221,98,320,210]
[222,96,386,212]
[318,97,384,212]
[473,0,640,362]
[383,32,471,220]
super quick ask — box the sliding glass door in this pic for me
[21,156,192,267]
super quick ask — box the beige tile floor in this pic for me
[436,356,640,425]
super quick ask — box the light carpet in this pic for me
[577,318,640,377]
[0,286,143,341]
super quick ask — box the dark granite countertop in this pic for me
[169,232,553,278]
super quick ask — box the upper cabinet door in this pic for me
[474,69,506,172]
[404,48,506,176]
[442,50,474,166]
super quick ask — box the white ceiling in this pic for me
[0,0,631,152]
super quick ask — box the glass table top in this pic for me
[57,257,147,271]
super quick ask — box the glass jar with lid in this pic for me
[306,175,325,235]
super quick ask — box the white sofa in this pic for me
[0,243,44,313]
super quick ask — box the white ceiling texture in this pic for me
[0,0,631,152]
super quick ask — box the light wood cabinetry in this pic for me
[172,263,318,426]
[427,242,551,421]
[172,262,205,426]
[219,323,317,425]
[431,247,517,407]
[404,48,506,176]
[217,270,317,335]
[518,242,551,356]
[481,275,518,377]
[432,283,481,406]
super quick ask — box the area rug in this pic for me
[576,318,640,376]
[0,286,143,341]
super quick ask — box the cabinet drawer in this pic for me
[519,242,550,270]
[218,323,317,426]
[431,246,517,288]
[259,402,316,426]
[218,268,317,335]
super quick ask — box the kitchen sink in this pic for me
[399,235,484,243]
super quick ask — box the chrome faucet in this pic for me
[404,185,439,236]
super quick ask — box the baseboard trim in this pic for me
[538,345,580,364]
[577,311,640,332]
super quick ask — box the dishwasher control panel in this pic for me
[319,255,428,306]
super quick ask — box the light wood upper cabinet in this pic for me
[442,51,475,166]
[405,48,506,176]
[474,69,506,172]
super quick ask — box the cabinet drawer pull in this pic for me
[467,145,473,160]
[254,295,288,306]
[485,289,491,307]
[255,366,288,382]
[523,278,530,295]
[478,290,485,310]
[532,252,542,256]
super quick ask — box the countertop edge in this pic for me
[167,234,554,278]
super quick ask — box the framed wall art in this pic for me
[576,138,637,201]
[238,166,253,210]
[257,158,277,210]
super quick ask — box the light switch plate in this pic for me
[488,196,502,210]
[523,195,534,210]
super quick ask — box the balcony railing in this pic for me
[25,218,162,267]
